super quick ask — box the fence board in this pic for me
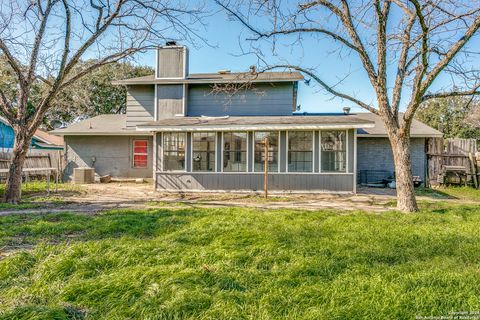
[427,138,478,186]
[0,150,65,181]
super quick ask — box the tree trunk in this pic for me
[389,133,419,212]
[4,130,32,204]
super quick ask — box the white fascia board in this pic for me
[136,123,375,132]
[357,133,443,138]
[52,131,154,136]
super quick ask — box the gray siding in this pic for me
[126,85,155,128]
[156,173,354,192]
[157,84,184,118]
[156,47,186,78]
[187,83,294,116]
[64,135,153,179]
[357,137,426,181]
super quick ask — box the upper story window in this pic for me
[321,130,346,172]
[133,139,148,168]
[223,132,247,172]
[192,132,216,172]
[288,131,313,172]
[254,131,279,172]
[163,133,185,171]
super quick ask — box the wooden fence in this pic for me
[0,150,65,182]
[426,138,479,187]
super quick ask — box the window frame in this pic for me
[162,132,186,172]
[132,139,149,169]
[286,130,315,173]
[191,132,217,172]
[221,131,248,173]
[253,131,280,173]
[319,129,348,173]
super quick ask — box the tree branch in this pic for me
[263,64,379,115]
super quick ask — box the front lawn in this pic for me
[1,203,479,319]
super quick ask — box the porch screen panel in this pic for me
[163,133,186,171]
[321,130,346,172]
[192,132,216,172]
[223,132,247,172]
[288,131,313,172]
[254,131,279,172]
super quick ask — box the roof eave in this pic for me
[112,78,303,85]
[357,133,443,138]
[51,131,152,136]
[136,122,375,132]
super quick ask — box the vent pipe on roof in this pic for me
[343,107,351,115]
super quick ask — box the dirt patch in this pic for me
[0,182,402,215]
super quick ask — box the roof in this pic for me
[136,115,374,132]
[51,114,147,136]
[112,71,304,85]
[34,128,64,146]
[353,113,443,137]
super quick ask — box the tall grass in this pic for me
[0,204,479,319]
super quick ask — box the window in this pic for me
[133,140,148,168]
[223,132,247,172]
[254,131,279,172]
[192,132,216,172]
[321,130,346,172]
[163,133,186,171]
[288,131,313,172]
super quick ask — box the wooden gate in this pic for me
[426,138,478,187]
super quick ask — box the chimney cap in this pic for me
[165,41,177,46]
[343,106,351,115]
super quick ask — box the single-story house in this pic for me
[0,116,64,151]
[52,43,442,193]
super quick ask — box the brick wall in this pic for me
[357,137,426,182]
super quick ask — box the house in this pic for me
[52,43,442,192]
[0,116,64,151]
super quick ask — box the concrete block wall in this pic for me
[356,137,426,182]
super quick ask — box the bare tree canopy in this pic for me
[0,0,206,203]
[216,0,480,212]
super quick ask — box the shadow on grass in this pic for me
[0,208,205,250]
[415,187,457,199]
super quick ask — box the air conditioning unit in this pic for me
[73,167,95,184]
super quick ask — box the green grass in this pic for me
[1,204,480,319]
[0,181,84,207]
[416,186,480,202]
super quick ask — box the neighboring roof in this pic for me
[112,71,304,85]
[51,114,147,136]
[136,115,374,132]
[353,113,443,137]
[34,128,64,146]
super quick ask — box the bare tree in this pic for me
[216,0,480,212]
[0,0,205,203]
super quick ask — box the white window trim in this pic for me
[162,132,187,172]
[286,130,315,173]
[253,130,281,173]
[191,132,217,173]
[319,129,348,174]
[221,131,249,173]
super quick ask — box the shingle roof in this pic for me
[136,115,374,132]
[112,71,304,85]
[51,115,145,136]
[353,113,443,137]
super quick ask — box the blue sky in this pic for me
[132,3,480,114]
